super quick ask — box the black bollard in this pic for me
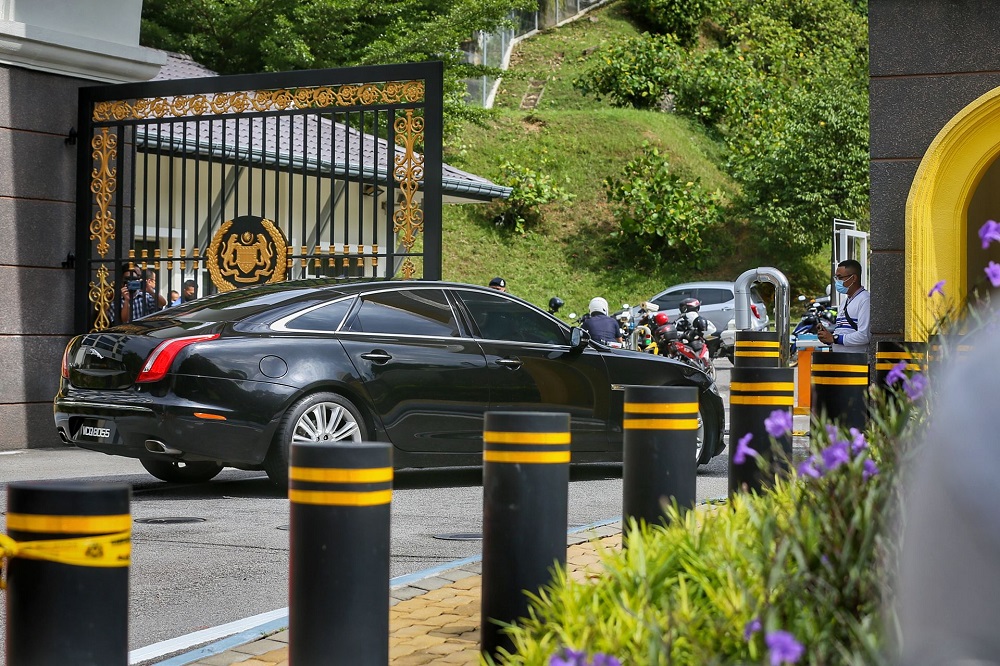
[811,351,869,431]
[5,481,131,666]
[481,411,570,658]
[875,340,925,387]
[734,331,782,367]
[288,441,392,666]
[622,385,698,535]
[728,366,795,496]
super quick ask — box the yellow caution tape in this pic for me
[0,530,131,589]
[623,418,699,430]
[730,382,794,392]
[289,489,393,506]
[289,466,393,483]
[483,450,571,464]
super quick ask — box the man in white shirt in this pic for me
[818,259,870,353]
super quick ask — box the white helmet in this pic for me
[588,297,609,316]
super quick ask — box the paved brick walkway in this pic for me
[178,525,622,666]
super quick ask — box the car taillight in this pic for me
[60,336,79,379]
[750,303,761,319]
[136,334,220,383]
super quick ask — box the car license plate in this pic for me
[78,420,116,442]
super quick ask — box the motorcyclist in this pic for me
[580,297,623,346]
[676,297,716,341]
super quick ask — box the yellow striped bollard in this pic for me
[622,385,698,533]
[734,331,782,367]
[4,481,131,666]
[288,441,392,666]
[811,351,869,431]
[728,366,795,495]
[481,411,570,658]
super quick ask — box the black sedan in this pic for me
[54,280,726,485]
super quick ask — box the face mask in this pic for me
[834,275,852,294]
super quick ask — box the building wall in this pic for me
[0,65,91,449]
[869,0,1000,344]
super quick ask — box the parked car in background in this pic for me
[54,280,728,486]
[639,281,770,358]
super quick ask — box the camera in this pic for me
[127,280,141,291]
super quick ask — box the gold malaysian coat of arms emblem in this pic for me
[207,216,288,292]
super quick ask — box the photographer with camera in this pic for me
[120,268,165,323]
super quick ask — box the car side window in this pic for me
[698,288,733,306]
[283,297,355,332]
[456,291,566,345]
[345,289,459,337]
[652,290,692,311]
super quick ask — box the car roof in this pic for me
[655,281,735,292]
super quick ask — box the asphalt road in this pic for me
[0,362,741,664]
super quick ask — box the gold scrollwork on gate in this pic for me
[88,265,116,332]
[93,81,426,122]
[89,129,117,258]
[393,110,424,279]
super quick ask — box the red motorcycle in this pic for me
[652,302,717,381]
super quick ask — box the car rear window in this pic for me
[283,297,355,332]
[345,288,459,337]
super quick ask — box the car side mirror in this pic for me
[570,326,588,350]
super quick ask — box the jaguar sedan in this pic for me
[54,280,726,486]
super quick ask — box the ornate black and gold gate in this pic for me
[75,61,442,332]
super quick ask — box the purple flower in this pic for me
[986,261,1000,288]
[766,630,804,665]
[927,280,946,297]
[849,427,868,453]
[825,424,839,442]
[797,455,823,479]
[550,648,587,666]
[885,360,908,386]
[733,432,758,465]
[979,219,1000,249]
[863,459,880,480]
[591,655,622,666]
[821,439,850,470]
[765,409,793,438]
[744,617,762,640]
[904,373,928,401]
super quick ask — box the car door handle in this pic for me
[360,350,392,364]
[495,357,522,370]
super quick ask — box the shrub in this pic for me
[605,143,724,266]
[623,0,720,46]
[573,33,683,110]
[492,160,574,235]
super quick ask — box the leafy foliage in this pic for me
[605,143,724,266]
[492,160,575,235]
[575,0,870,258]
[622,0,719,46]
[139,0,537,135]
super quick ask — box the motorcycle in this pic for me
[652,310,717,380]
[789,294,837,366]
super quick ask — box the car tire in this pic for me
[265,392,369,487]
[140,458,223,483]
[696,395,723,466]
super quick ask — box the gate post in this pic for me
[622,385,698,535]
[288,441,392,666]
[481,411,570,658]
[5,481,131,666]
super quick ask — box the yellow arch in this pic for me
[905,86,1000,339]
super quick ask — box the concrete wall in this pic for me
[869,0,1000,345]
[0,65,88,449]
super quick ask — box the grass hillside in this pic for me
[440,1,776,316]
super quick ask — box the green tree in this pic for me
[140,0,537,133]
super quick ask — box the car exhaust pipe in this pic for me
[145,439,182,456]
[58,429,70,444]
